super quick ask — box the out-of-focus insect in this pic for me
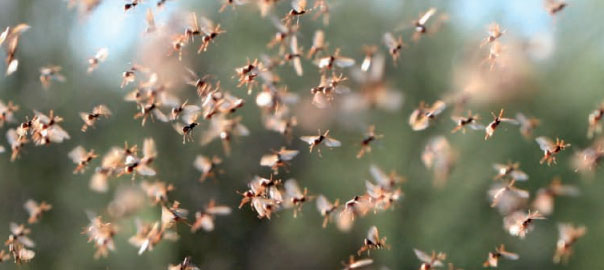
[481,23,505,47]
[554,223,586,264]
[300,129,341,155]
[129,221,177,255]
[260,147,299,174]
[572,139,604,173]
[516,113,540,139]
[483,244,519,267]
[587,101,604,138]
[503,210,545,239]
[489,179,529,208]
[365,180,402,211]
[145,9,157,33]
[7,129,27,161]
[185,68,214,97]
[191,200,232,232]
[201,116,249,156]
[39,66,65,89]
[345,53,403,112]
[422,136,455,187]
[5,223,36,264]
[31,110,71,145]
[307,30,326,59]
[161,201,190,229]
[282,35,304,76]
[87,48,108,73]
[80,105,111,132]
[360,45,377,72]
[198,16,225,53]
[337,195,372,232]
[83,216,117,258]
[121,138,157,178]
[383,32,405,64]
[316,195,339,228]
[141,180,174,205]
[450,111,483,134]
[0,249,9,262]
[310,73,350,108]
[409,8,447,42]
[283,0,310,24]
[24,200,51,224]
[409,100,447,131]
[134,101,169,126]
[414,249,446,270]
[267,17,299,54]
[283,179,311,217]
[341,255,373,270]
[312,0,330,25]
[536,136,570,165]
[124,0,142,12]
[315,48,356,72]
[484,109,519,140]
[485,42,504,70]
[545,0,567,16]
[121,64,148,88]
[238,175,281,208]
[235,58,264,94]
[157,0,171,8]
[0,100,19,127]
[169,256,200,270]
[69,146,98,174]
[493,161,528,181]
[370,164,404,190]
[357,125,382,158]
[219,0,247,12]
[193,155,222,182]
[532,178,579,216]
[357,226,388,255]
[1,24,30,76]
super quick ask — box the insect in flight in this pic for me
[483,244,519,267]
[450,110,483,134]
[23,199,51,224]
[554,223,586,264]
[484,109,519,140]
[316,195,339,228]
[87,48,108,73]
[409,100,447,131]
[80,105,111,132]
[357,226,388,255]
[383,32,405,64]
[260,147,299,174]
[535,136,570,165]
[503,210,545,239]
[300,129,341,155]
[414,248,446,270]
[39,66,66,89]
[481,23,505,47]
[193,155,222,182]
[69,146,98,174]
[357,125,382,158]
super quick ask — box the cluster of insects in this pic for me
[1,0,596,268]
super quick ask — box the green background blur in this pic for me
[1,0,604,269]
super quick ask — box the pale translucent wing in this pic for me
[367,226,379,243]
[349,259,373,268]
[260,154,278,166]
[279,149,299,160]
[68,146,87,163]
[136,165,156,176]
[510,170,528,181]
[500,251,519,260]
[143,138,157,158]
[430,100,447,115]
[501,118,519,125]
[300,136,318,145]
[535,136,554,151]
[369,164,389,187]
[324,137,341,147]
[316,195,330,213]
[284,179,303,198]
[194,155,211,172]
[334,57,356,68]
[414,249,433,263]
[313,30,324,47]
[419,8,436,25]
[383,32,396,48]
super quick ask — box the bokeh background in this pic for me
[1,0,604,269]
